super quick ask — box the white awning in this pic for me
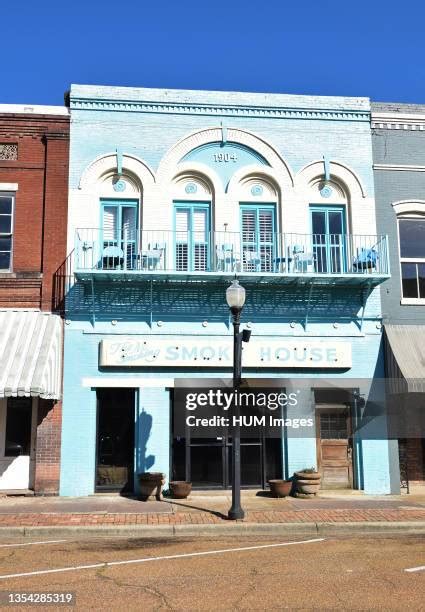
[0,311,63,400]
[384,324,425,393]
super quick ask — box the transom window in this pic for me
[398,217,425,299]
[0,194,13,271]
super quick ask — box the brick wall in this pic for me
[34,399,62,495]
[407,438,425,485]
[0,111,69,309]
[0,110,69,495]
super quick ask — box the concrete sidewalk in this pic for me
[1,491,425,537]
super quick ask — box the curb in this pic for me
[1,521,425,538]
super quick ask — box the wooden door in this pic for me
[317,406,353,489]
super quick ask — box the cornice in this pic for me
[0,126,69,138]
[43,131,70,141]
[373,164,425,172]
[372,112,425,130]
[70,97,370,122]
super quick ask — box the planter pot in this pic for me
[268,479,292,498]
[138,472,165,501]
[169,481,192,499]
[294,472,321,496]
[295,479,321,495]
[294,471,321,480]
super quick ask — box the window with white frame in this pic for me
[398,216,425,299]
[0,194,13,271]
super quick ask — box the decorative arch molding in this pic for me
[392,200,425,216]
[295,159,367,199]
[226,165,282,198]
[78,153,156,191]
[170,162,223,196]
[156,127,294,188]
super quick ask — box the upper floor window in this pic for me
[398,217,425,300]
[0,194,13,271]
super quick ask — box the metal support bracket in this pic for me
[304,279,315,331]
[150,278,153,328]
[360,280,373,332]
[90,277,96,327]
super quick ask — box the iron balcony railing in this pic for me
[74,229,390,276]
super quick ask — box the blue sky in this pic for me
[3,0,425,105]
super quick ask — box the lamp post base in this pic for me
[228,507,245,520]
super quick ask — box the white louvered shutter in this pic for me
[103,207,118,242]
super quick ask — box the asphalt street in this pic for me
[0,534,423,610]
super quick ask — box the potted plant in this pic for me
[294,467,321,496]
[169,481,192,499]
[268,479,292,498]
[138,472,165,501]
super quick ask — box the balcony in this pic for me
[73,229,390,287]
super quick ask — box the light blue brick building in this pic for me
[60,85,396,496]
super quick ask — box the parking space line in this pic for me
[0,537,325,580]
[404,565,425,573]
[0,540,67,548]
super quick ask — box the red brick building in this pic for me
[0,104,69,494]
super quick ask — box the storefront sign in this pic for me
[99,337,352,369]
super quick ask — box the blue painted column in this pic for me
[60,330,97,496]
[283,386,317,478]
[134,387,171,494]
[353,378,392,494]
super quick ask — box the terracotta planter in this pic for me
[294,471,321,480]
[268,479,292,498]
[294,471,321,496]
[169,481,192,499]
[138,472,165,501]
[295,479,321,495]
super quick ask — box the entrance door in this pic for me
[96,389,135,493]
[310,205,346,273]
[189,436,265,488]
[317,406,353,489]
[0,398,36,490]
[173,433,282,489]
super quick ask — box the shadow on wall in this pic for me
[136,409,155,474]
[54,276,367,324]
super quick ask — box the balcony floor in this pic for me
[74,268,390,288]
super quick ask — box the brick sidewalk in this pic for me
[1,507,425,526]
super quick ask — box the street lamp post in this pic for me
[226,279,250,520]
